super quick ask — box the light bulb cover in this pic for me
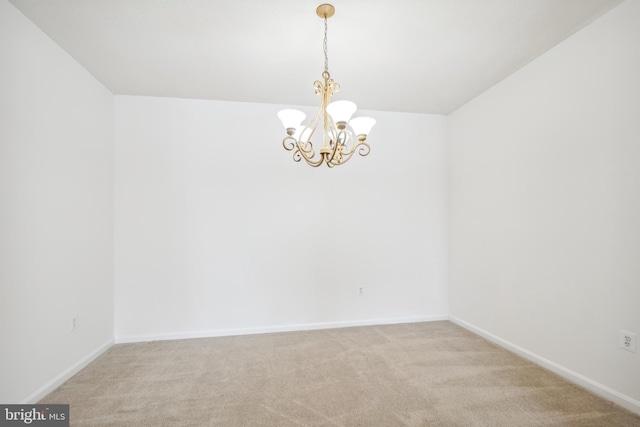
[277,109,306,130]
[293,126,312,141]
[326,100,357,124]
[349,117,376,136]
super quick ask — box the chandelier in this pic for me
[277,4,376,168]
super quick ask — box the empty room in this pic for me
[1,0,639,425]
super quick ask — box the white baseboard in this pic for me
[115,314,449,344]
[22,338,114,404]
[449,315,640,416]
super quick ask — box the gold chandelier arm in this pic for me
[282,135,325,167]
[322,131,341,164]
[356,141,371,156]
[297,139,324,167]
[324,130,371,167]
[282,135,297,152]
[281,96,327,167]
[340,135,371,158]
[339,140,371,162]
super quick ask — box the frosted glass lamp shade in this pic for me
[293,126,312,141]
[278,109,306,130]
[293,126,302,139]
[349,117,376,136]
[326,101,357,124]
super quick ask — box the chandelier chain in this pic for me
[323,16,328,74]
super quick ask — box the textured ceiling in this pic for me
[9,0,623,114]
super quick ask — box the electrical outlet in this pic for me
[619,330,636,353]
[357,286,365,296]
[71,316,77,332]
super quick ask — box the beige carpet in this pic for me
[41,321,640,426]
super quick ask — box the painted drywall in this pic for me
[448,0,640,410]
[114,96,448,341]
[0,0,114,403]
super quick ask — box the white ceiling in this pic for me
[9,0,622,114]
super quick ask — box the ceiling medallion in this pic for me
[277,4,376,168]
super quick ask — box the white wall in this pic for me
[0,0,114,403]
[114,96,448,341]
[449,0,640,411]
